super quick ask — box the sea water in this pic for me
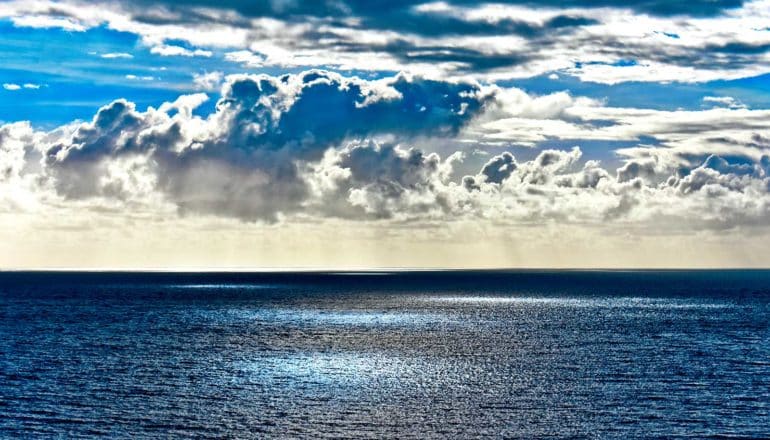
[1,270,769,438]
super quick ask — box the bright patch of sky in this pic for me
[0,19,401,127]
[2,9,769,129]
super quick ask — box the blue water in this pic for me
[1,270,769,438]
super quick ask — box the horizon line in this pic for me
[3,267,770,273]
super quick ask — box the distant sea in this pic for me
[1,270,769,438]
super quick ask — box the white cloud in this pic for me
[100,52,134,59]
[125,74,155,81]
[27,71,488,222]
[10,14,86,31]
[192,71,224,91]
[224,50,265,67]
[150,44,212,57]
[2,70,770,233]
[3,83,42,90]
[703,96,747,109]
[464,90,770,157]
[3,0,770,83]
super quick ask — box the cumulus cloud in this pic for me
[3,69,770,232]
[309,140,453,219]
[0,123,32,182]
[480,152,518,184]
[305,137,770,230]
[33,70,489,221]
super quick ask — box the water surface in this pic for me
[1,270,769,438]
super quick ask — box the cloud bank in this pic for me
[4,0,770,83]
[35,71,490,221]
[3,70,770,233]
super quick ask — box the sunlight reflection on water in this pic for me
[203,308,451,327]
[421,295,732,309]
[3,271,768,438]
[168,284,275,289]
[240,351,433,388]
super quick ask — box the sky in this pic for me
[2,0,770,268]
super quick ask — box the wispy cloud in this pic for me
[125,74,155,81]
[10,15,85,32]
[100,52,134,59]
[150,45,212,58]
[703,95,747,109]
[2,83,40,90]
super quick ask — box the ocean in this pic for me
[1,270,769,438]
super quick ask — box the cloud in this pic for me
[469,93,770,155]
[480,152,518,184]
[2,0,770,83]
[4,69,770,232]
[10,14,86,31]
[1,83,39,91]
[308,136,770,230]
[35,70,489,221]
[100,52,134,59]
[125,74,155,81]
[118,0,745,21]
[703,96,747,109]
[150,44,213,57]
[224,50,265,67]
[310,140,451,219]
[192,71,224,91]
[0,123,32,182]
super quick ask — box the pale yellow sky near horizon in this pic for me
[3,213,769,269]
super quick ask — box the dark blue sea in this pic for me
[1,270,769,438]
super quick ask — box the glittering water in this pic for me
[1,271,769,438]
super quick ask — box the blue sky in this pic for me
[4,12,770,127]
[3,0,770,268]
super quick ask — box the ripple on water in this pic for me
[420,295,734,309]
[199,308,453,327]
[1,273,769,439]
